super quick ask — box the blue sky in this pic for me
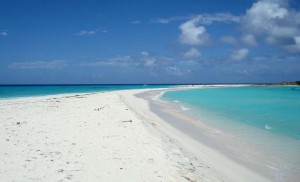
[0,0,300,84]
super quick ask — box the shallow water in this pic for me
[163,86,300,139]
[161,86,300,181]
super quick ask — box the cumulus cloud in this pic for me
[9,60,68,69]
[229,48,249,61]
[242,0,300,53]
[183,48,202,58]
[0,31,7,37]
[179,16,210,45]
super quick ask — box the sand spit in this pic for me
[0,89,269,181]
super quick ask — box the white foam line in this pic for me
[180,105,190,111]
[152,91,166,101]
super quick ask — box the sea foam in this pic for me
[180,105,190,111]
[152,91,165,101]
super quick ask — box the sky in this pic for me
[0,0,300,84]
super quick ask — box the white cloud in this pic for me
[197,13,240,25]
[140,52,156,67]
[9,60,68,69]
[241,34,257,46]
[243,0,289,34]
[144,57,156,67]
[229,48,249,61]
[150,13,239,25]
[221,36,238,45]
[80,54,158,69]
[80,53,189,76]
[76,30,97,36]
[179,16,210,45]
[80,56,134,67]
[183,48,202,58]
[75,28,106,36]
[150,16,191,24]
[242,0,300,52]
[0,31,7,36]
[178,13,240,46]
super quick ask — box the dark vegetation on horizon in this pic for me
[278,81,300,85]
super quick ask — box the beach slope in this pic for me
[0,89,269,181]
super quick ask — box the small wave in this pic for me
[265,124,272,130]
[180,105,190,111]
[173,100,180,103]
[152,91,165,101]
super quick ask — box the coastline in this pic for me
[136,88,276,180]
[140,86,300,182]
[0,88,269,181]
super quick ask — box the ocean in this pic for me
[161,86,300,181]
[0,84,175,99]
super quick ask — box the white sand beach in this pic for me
[0,89,269,182]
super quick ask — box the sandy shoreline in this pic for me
[0,88,269,181]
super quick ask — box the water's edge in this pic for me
[137,87,300,182]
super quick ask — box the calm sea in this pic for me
[162,86,300,181]
[0,84,175,99]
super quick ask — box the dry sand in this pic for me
[0,89,269,181]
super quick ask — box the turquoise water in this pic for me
[162,86,300,181]
[163,86,300,140]
[0,84,175,99]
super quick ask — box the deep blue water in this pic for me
[163,86,300,139]
[0,84,176,99]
